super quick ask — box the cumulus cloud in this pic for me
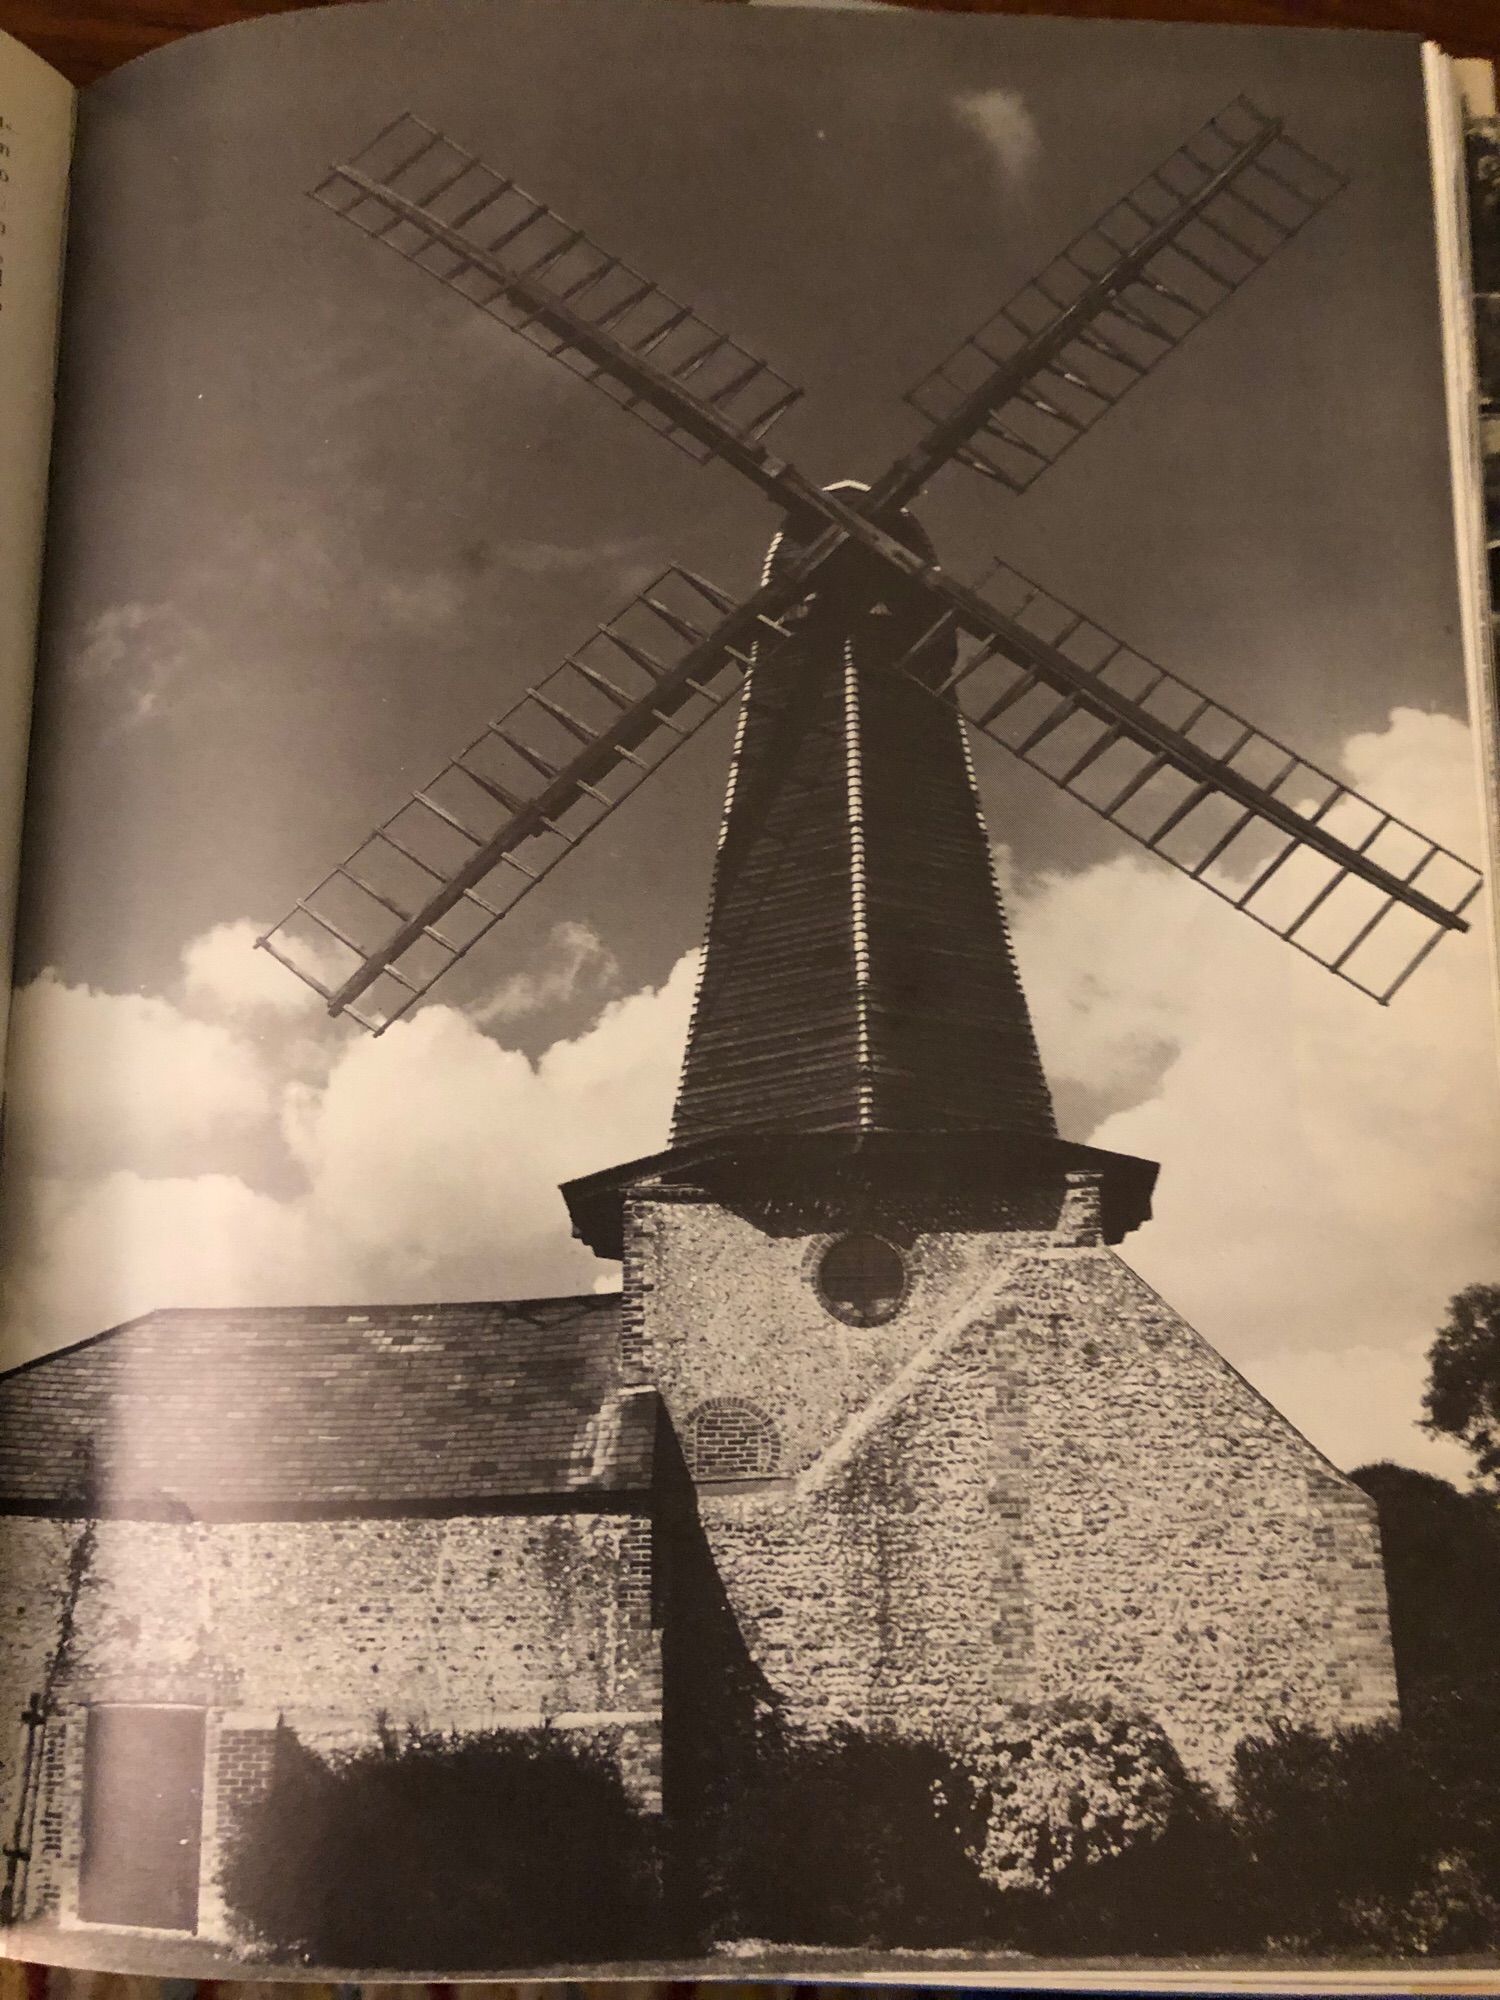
[468,920,619,1027]
[0,948,696,1364]
[1010,707,1500,1476]
[4,972,272,1178]
[181,918,326,1019]
[956,88,1041,191]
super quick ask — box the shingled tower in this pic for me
[563,491,1156,1266]
[672,490,1057,1153]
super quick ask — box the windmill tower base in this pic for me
[570,1137,1398,1828]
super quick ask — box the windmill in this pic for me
[259,97,1483,1099]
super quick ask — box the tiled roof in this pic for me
[0,1295,653,1520]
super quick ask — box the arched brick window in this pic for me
[684,1397,780,1479]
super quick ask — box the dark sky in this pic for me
[19,0,1461,1052]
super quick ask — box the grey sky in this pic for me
[20,0,1461,1047]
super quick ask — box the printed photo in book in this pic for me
[0,0,1496,1980]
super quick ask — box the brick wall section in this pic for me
[639,1186,1397,1786]
[201,1722,279,1937]
[33,1725,66,1916]
[685,1400,780,1478]
[215,1725,277,1840]
[1309,1468,1402,1716]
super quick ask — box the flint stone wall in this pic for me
[633,1186,1398,1784]
[0,1508,659,1942]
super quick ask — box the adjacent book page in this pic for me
[0,32,70,1083]
[1,0,1497,1982]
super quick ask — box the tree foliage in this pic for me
[1352,1461,1500,1698]
[1232,1696,1500,1956]
[1422,1283,1500,1484]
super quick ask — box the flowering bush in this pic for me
[940,1698,1199,1892]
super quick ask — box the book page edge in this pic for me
[1423,41,1500,1054]
[0,32,72,1091]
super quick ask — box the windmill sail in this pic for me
[896,562,1482,1004]
[277,97,1479,1027]
[312,114,802,466]
[259,567,790,1031]
[889,98,1344,503]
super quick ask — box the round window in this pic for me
[817,1232,908,1327]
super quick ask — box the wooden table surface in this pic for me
[2,0,1497,87]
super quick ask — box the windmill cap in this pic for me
[561,1126,1157,1262]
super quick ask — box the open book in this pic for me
[0,0,1497,1983]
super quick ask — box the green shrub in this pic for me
[716,1719,1003,1948]
[1232,1696,1500,1956]
[945,1698,1203,1890]
[943,1699,1243,1956]
[221,1718,663,1970]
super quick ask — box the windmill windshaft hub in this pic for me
[761,484,957,687]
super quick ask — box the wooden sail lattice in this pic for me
[263,99,1483,1028]
[311,114,802,464]
[902,98,1344,494]
[923,562,1484,1003]
[259,568,771,1030]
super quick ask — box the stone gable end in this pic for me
[663,1212,1396,1786]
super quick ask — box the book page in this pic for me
[0,1,1497,1982]
[1426,45,1500,1032]
[0,32,71,1083]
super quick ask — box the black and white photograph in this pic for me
[0,0,1496,1978]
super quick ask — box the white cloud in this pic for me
[3,971,271,1177]
[1010,707,1500,1475]
[181,918,326,1019]
[1,1170,324,1344]
[468,920,619,1027]
[956,88,1041,191]
[0,946,696,1363]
